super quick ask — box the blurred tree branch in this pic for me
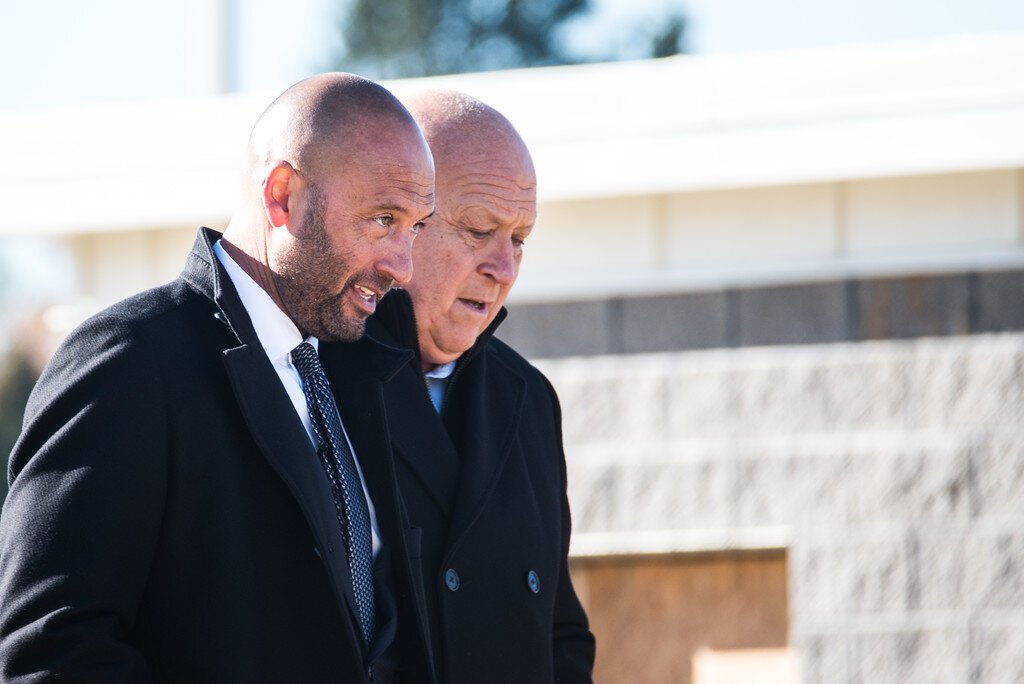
[334,0,687,79]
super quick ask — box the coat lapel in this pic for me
[317,337,411,528]
[220,347,361,621]
[363,291,527,553]
[445,349,527,548]
[179,228,362,646]
[362,294,462,520]
[386,369,462,521]
[319,337,438,678]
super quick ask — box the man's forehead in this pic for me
[331,144,434,185]
[448,192,536,228]
[364,184,434,209]
[444,165,535,204]
[350,171,435,210]
[443,144,532,175]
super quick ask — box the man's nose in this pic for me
[480,238,517,286]
[377,230,415,285]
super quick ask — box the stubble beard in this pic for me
[273,185,376,342]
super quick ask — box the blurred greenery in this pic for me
[335,0,686,79]
[0,347,38,502]
[651,14,687,58]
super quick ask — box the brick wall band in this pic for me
[500,269,1024,358]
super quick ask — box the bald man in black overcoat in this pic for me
[0,74,438,683]
[359,90,596,684]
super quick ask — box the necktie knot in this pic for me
[290,341,322,384]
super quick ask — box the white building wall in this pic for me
[516,168,1024,303]
[844,170,1022,254]
[56,166,1024,314]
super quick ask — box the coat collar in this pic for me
[180,227,260,346]
[368,288,508,375]
[179,227,369,658]
[367,289,526,546]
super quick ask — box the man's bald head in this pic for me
[244,72,422,184]
[399,89,537,369]
[402,89,535,186]
[223,73,435,342]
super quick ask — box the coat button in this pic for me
[445,568,460,592]
[526,570,540,594]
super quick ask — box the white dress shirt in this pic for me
[214,240,381,557]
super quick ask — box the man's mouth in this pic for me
[350,281,390,315]
[354,284,379,302]
[459,298,488,313]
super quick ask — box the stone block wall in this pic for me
[537,333,1024,683]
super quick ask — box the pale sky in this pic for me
[2,0,1024,110]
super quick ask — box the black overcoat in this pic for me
[0,228,434,683]
[363,292,596,684]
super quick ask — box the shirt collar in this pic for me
[213,240,317,361]
[424,360,457,379]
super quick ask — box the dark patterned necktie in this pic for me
[290,341,375,649]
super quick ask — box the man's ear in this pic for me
[262,161,296,228]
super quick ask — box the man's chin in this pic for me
[323,319,367,343]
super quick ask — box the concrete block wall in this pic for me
[538,333,1024,683]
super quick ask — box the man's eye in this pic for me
[412,222,426,235]
[466,228,489,239]
[374,215,394,227]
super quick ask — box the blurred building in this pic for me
[3,33,1024,683]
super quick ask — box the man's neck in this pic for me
[218,234,291,324]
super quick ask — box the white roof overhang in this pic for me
[2,33,1023,236]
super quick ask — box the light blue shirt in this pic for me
[424,361,457,413]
